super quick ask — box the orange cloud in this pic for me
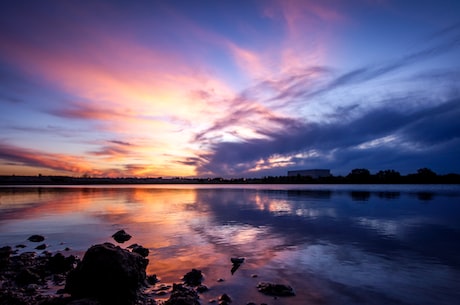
[0,143,103,176]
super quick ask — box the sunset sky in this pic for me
[1,0,459,178]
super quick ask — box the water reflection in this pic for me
[1,185,460,304]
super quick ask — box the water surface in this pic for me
[1,184,460,304]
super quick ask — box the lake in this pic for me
[1,184,460,305]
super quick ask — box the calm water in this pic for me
[1,184,460,305]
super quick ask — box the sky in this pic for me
[0,0,459,178]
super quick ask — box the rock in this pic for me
[230,257,244,275]
[25,283,39,293]
[67,298,102,305]
[35,244,47,250]
[0,247,12,269]
[16,244,27,248]
[257,282,295,296]
[28,235,45,242]
[196,284,209,293]
[131,245,149,258]
[216,278,225,282]
[39,296,75,305]
[15,268,41,286]
[112,230,132,243]
[230,257,244,264]
[155,284,171,291]
[146,274,159,285]
[164,283,200,305]
[218,293,232,305]
[52,273,66,285]
[218,293,231,302]
[0,290,29,305]
[182,268,203,286]
[65,242,148,305]
[0,245,13,254]
[47,252,77,274]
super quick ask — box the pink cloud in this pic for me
[0,143,103,176]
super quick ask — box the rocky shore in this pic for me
[0,231,295,305]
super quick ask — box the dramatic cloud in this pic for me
[195,94,460,177]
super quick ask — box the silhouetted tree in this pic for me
[414,167,438,183]
[417,168,436,177]
[347,168,371,183]
[376,169,401,183]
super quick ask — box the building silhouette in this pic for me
[287,169,331,179]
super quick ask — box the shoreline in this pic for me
[0,233,295,305]
[1,173,460,185]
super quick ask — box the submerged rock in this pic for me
[0,245,14,257]
[146,274,159,285]
[65,242,148,305]
[35,244,47,250]
[218,293,232,305]
[182,268,203,286]
[67,299,102,305]
[15,268,41,286]
[257,282,295,296]
[47,252,77,274]
[28,235,45,243]
[128,244,149,257]
[230,257,244,275]
[230,257,244,264]
[112,230,132,243]
[164,283,200,305]
[195,284,209,293]
[0,246,14,267]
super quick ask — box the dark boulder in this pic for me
[164,283,200,305]
[0,245,14,258]
[112,230,132,243]
[67,299,102,305]
[182,269,203,286]
[0,246,14,268]
[218,293,232,305]
[28,235,45,242]
[65,243,148,305]
[47,253,77,274]
[128,244,149,257]
[15,268,41,286]
[230,257,244,275]
[230,257,244,264]
[257,282,295,296]
[35,244,47,250]
[146,274,159,285]
[195,284,209,293]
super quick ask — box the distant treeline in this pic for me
[254,168,460,184]
[0,168,459,185]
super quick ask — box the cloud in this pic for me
[196,96,460,177]
[296,22,460,100]
[48,102,129,121]
[1,2,459,178]
[109,140,132,146]
[88,145,132,159]
[0,142,180,177]
[0,143,101,175]
[190,20,460,177]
